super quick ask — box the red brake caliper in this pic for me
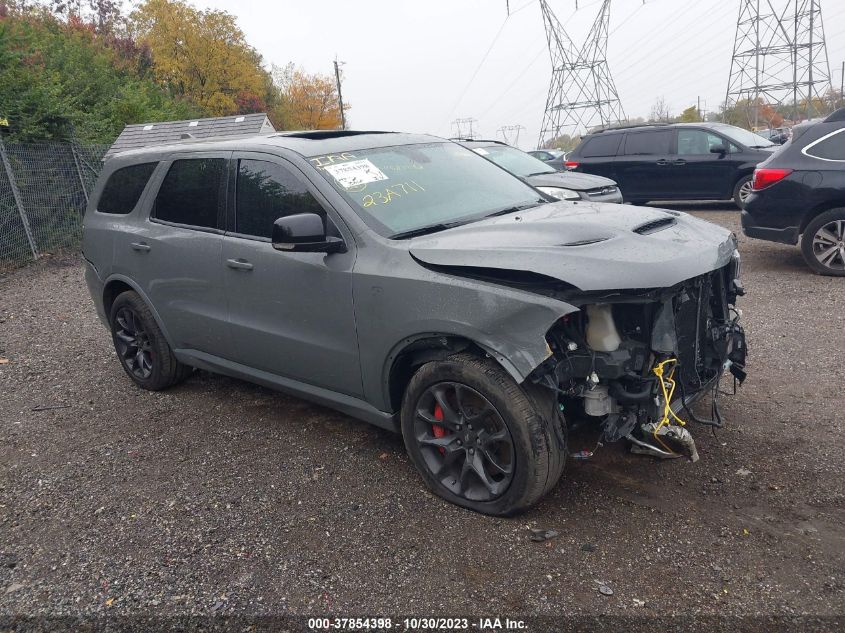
[432,404,447,455]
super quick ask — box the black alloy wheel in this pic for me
[108,290,193,390]
[113,306,154,380]
[412,381,514,502]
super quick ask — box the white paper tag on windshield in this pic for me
[473,148,490,155]
[324,159,389,189]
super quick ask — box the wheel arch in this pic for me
[102,275,176,348]
[383,334,527,414]
[799,200,845,233]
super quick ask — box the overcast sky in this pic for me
[195,0,845,148]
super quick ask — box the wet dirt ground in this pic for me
[0,206,843,628]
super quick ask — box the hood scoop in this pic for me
[633,217,676,235]
[560,237,610,247]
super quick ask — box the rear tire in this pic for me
[733,175,753,209]
[109,291,193,390]
[400,353,566,516]
[800,209,845,276]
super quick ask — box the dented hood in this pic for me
[409,201,737,291]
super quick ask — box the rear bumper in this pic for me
[741,210,799,245]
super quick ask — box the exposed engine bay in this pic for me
[530,251,747,461]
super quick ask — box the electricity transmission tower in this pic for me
[497,125,526,147]
[538,0,626,147]
[452,117,479,139]
[725,0,832,127]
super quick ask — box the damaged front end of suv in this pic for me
[531,253,747,461]
[408,204,747,464]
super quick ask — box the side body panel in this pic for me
[222,151,363,397]
[110,152,232,357]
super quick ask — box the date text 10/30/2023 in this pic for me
[307,617,528,631]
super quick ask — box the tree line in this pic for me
[0,0,345,143]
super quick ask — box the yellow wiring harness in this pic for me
[651,358,687,454]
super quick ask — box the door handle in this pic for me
[672,159,687,166]
[130,242,150,252]
[226,258,254,271]
[655,159,670,166]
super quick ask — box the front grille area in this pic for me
[672,266,731,393]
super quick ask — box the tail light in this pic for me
[752,168,793,191]
[564,161,580,170]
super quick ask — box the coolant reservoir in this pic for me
[586,304,621,352]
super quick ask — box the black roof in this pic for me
[106,113,275,158]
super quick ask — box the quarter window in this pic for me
[623,131,673,156]
[97,163,157,215]
[235,159,326,238]
[804,129,845,161]
[153,158,226,229]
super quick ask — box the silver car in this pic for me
[461,140,623,204]
[83,131,747,515]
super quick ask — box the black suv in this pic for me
[567,122,776,208]
[743,109,845,276]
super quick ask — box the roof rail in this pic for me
[593,122,671,134]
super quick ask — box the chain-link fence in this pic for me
[0,139,108,270]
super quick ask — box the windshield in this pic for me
[310,142,544,237]
[474,145,556,177]
[717,124,775,148]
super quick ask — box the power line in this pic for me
[444,18,511,125]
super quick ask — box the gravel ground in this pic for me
[0,206,843,627]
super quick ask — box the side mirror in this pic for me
[272,213,346,254]
[710,145,727,155]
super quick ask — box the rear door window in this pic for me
[623,130,673,156]
[97,163,157,214]
[804,129,845,161]
[677,130,730,155]
[580,135,622,157]
[234,159,326,239]
[152,158,226,229]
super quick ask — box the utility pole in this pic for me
[725,0,832,127]
[333,58,346,130]
[538,0,625,147]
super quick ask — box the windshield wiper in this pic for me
[390,222,464,240]
[390,201,544,239]
[527,171,555,177]
[484,200,545,218]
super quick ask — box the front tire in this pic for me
[800,209,845,276]
[109,291,193,390]
[733,175,753,209]
[400,353,566,516]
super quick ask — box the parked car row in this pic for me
[83,129,747,515]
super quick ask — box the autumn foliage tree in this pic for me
[271,63,345,130]
[130,0,269,116]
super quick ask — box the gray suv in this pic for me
[83,131,747,515]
